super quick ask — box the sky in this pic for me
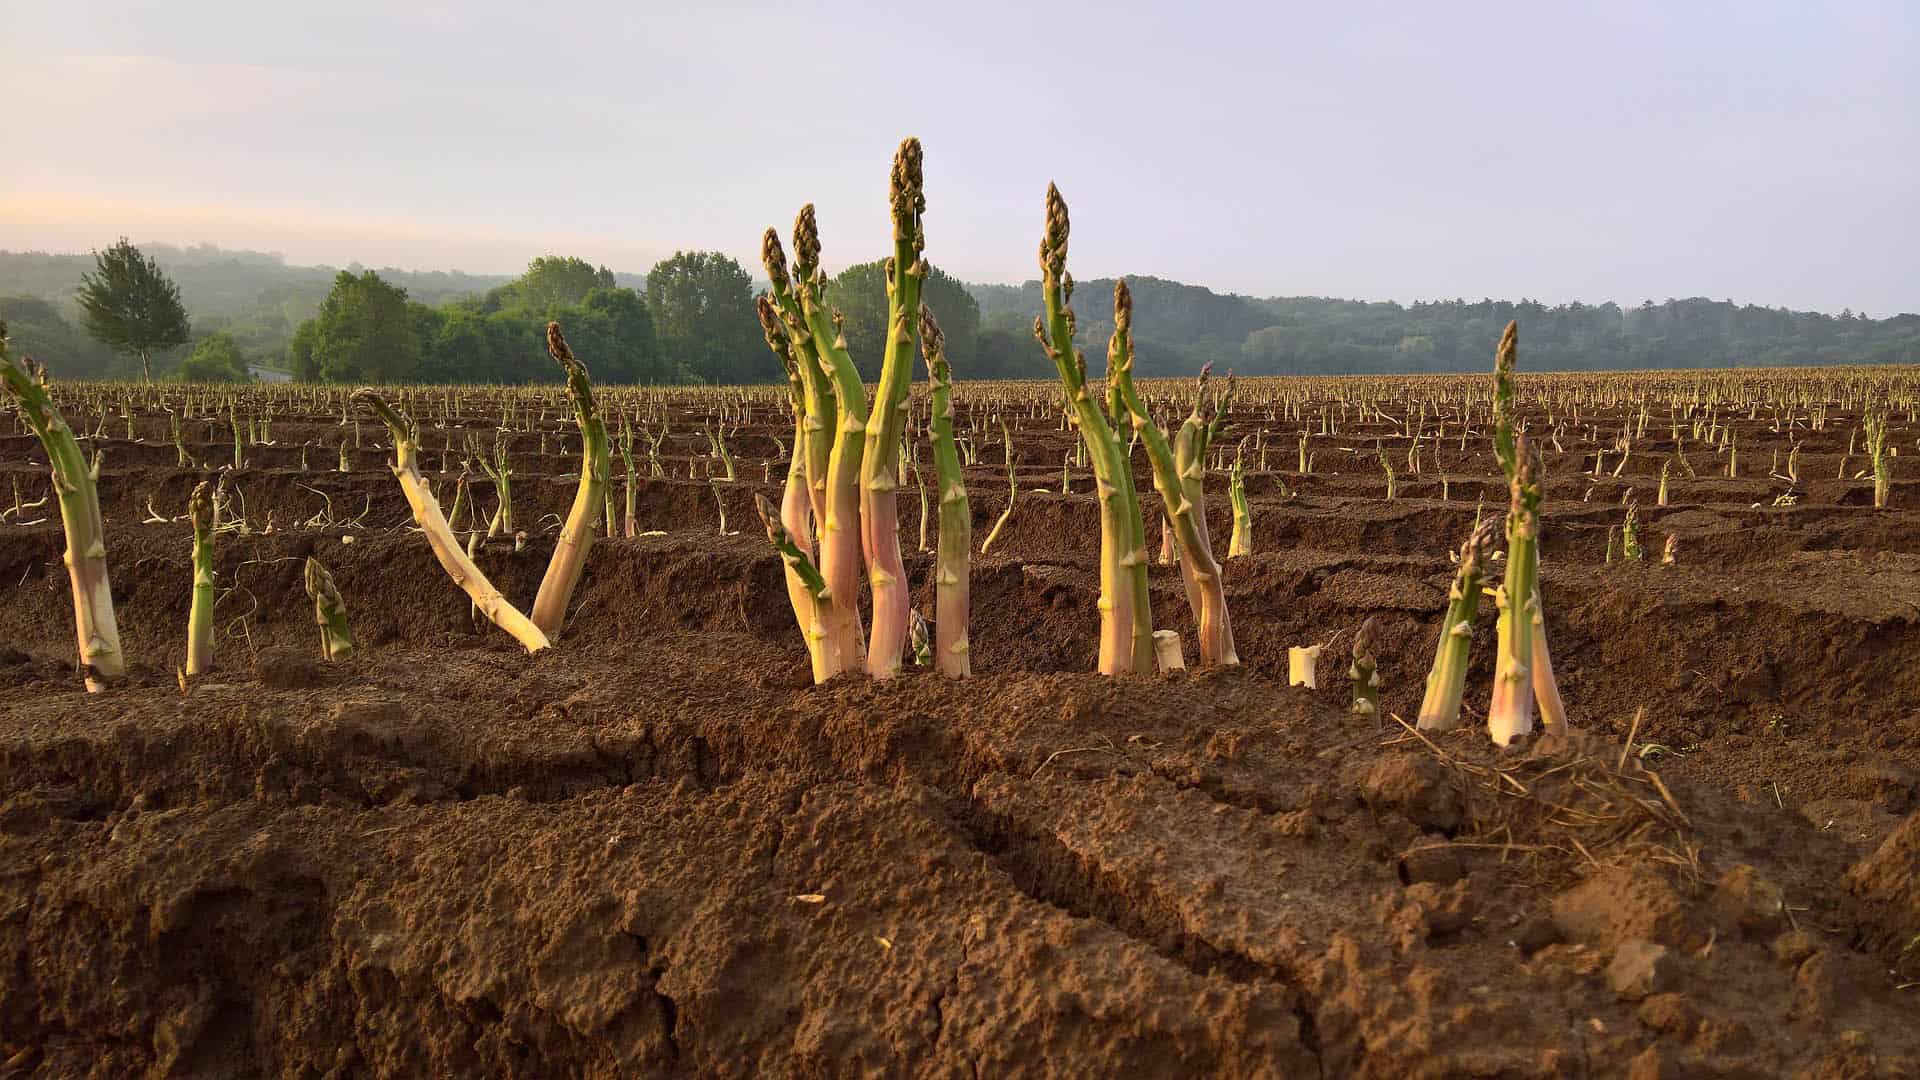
[2,0,1916,315]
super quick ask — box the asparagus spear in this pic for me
[0,336,124,691]
[1350,616,1380,717]
[860,138,926,678]
[1417,517,1497,731]
[1109,280,1237,667]
[529,322,609,639]
[304,556,357,660]
[757,294,831,681]
[791,204,869,673]
[356,389,549,652]
[1488,437,1543,746]
[1034,184,1150,675]
[186,480,215,676]
[921,305,971,676]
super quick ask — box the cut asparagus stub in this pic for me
[0,352,123,691]
[530,322,610,639]
[1153,630,1186,672]
[1288,645,1324,689]
[304,556,357,660]
[355,389,550,653]
[186,480,215,676]
[1417,517,1497,731]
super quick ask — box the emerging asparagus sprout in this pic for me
[1866,396,1891,508]
[1417,517,1498,731]
[304,556,357,660]
[0,333,124,691]
[1228,444,1253,556]
[1622,502,1644,560]
[1350,616,1380,717]
[356,389,550,653]
[529,322,609,640]
[980,418,1017,555]
[186,481,215,676]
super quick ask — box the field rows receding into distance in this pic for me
[3,369,1920,1077]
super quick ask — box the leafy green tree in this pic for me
[179,332,252,382]
[512,256,615,311]
[75,238,191,382]
[0,296,117,378]
[824,260,981,380]
[566,287,671,383]
[644,251,760,384]
[293,271,421,383]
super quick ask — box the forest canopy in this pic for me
[2,245,1914,383]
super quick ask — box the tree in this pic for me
[513,256,615,311]
[0,296,117,378]
[826,260,981,380]
[179,332,251,382]
[75,238,191,382]
[293,271,421,383]
[644,251,760,384]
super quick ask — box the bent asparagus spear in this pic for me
[529,322,609,639]
[356,388,549,653]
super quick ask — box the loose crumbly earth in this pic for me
[1,386,1918,1078]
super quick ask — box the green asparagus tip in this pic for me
[919,304,945,362]
[188,480,212,529]
[890,137,925,226]
[1113,279,1132,335]
[545,321,574,364]
[793,204,821,279]
[1041,183,1070,280]
[761,227,790,292]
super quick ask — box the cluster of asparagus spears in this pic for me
[751,138,971,682]
[1416,322,1570,746]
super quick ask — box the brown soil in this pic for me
[2,384,1918,1077]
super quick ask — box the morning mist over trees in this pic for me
[3,243,1916,384]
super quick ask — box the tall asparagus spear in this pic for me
[921,305,971,677]
[1417,516,1497,731]
[859,138,926,678]
[0,333,123,691]
[529,322,608,639]
[1489,437,1543,746]
[1109,280,1238,667]
[1034,184,1151,675]
[791,204,869,673]
[304,556,357,660]
[356,389,549,652]
[185,480,215,676]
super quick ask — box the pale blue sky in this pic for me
[3,0,1915,314]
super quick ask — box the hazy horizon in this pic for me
[5,1,1916,316]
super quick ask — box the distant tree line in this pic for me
[1,243,1914,383]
